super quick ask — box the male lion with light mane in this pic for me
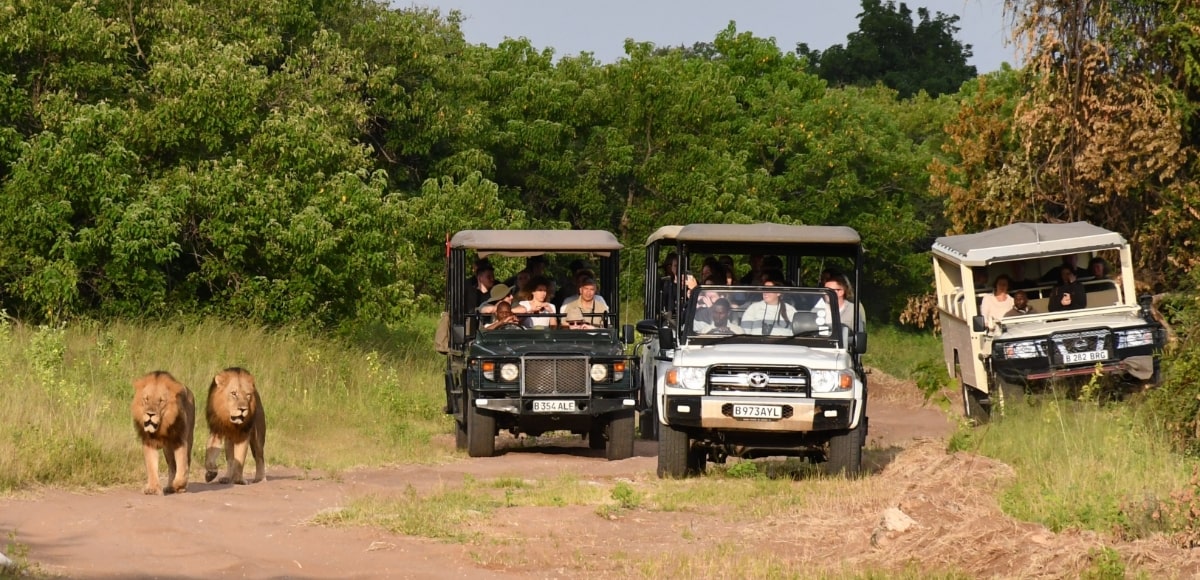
[204,367,267,484]
[132,371,195,495]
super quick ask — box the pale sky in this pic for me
[406,1,1016,74]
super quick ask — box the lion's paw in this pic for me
[232,477,248,485]
[205,470,218,483]
[143,484,163,495]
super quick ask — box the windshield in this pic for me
[685,285,842,341]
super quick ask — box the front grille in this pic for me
[1050,329,1113,366]
[521,357,590,396]
[708,365,810,395]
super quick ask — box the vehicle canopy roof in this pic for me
[644,225,683,246]
[450,230,622,258]
[673,223,861,257]
[931,222,1126,267]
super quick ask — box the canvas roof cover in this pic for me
[644,225,684,246]
[450,230,622,257]
[675,223,861,245]
[932,222,1126,266]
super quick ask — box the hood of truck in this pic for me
[469,330,626,358]
[995,307,1152,340]
[672,343,848,369]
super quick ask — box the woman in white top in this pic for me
[740,279,798,336]
[516,276,558,328]
[979,274,1013,329]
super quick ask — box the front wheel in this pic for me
[826,421,864,477]
[962,381,990,424]
[606,411,635,461]
[657,423,691,478]
[466,399,496,458]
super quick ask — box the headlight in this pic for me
[1116,328,1155,349]
[665,366,706,391]
[590,363,609,382]
[499,363,520,382]
[810,369,854,393]
[999,340,1043,360]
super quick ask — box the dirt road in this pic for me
[3,372,1196,579]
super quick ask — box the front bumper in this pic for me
[473,396,638,416]
[662,395,857,432]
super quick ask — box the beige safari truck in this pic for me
[931,222,1165,421]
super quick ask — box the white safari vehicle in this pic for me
[638,223,868,477]
[932,222,1165,420]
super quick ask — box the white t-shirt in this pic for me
[740,301,798,336]
[518,301,557,328]
[980,293,1013,326]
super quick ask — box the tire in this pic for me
[994,374,1024,415]
[454,418,468,450]
[637,407,658,440]
[466,399,496,458]
[588,421,606,450]
[606,411,635,461]
[962,381,990,424]
[826,421,864,478]
[657,423,691,478]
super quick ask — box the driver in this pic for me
[692,298,743,335]
[483,301,521,330]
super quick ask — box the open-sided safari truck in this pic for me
[932,222,1165,421]
[638,223,869,478]
[441,230,638,459]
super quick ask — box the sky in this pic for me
[405,1,1016,74]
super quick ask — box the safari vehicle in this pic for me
[932,222,1165,421]
[638,223,869,478]
[442,230,639,460]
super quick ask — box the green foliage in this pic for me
[966,394,1195,537]
[1144,271,1200,454]
[798,0,978,98]
[0,0,964,326]
[1081,547,1126,580]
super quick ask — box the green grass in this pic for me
[0,315,451,493]
[961,392,1196,536]
[862,325,943,379]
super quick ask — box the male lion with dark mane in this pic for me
[132,371,195,495]
[204,367,267,484]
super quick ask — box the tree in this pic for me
[798,0,977,98]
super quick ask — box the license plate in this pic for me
[1064,350,1108,364]
[532,400,577,413]
[732,404,783,420]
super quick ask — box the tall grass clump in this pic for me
[966,392,1195,536]
[0,313,450,493]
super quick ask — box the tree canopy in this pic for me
[797,0,978,98]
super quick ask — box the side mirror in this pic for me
[853,331,868,354]
[1138,294,1155,322]
[971,315,987,333]
[621,323,636,345]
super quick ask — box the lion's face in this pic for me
[133,373,183,437]
[217,372,258,426]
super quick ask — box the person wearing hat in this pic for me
[562,277,609,327]
[477,282,513,320]
[563,308,595,330]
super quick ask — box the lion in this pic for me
[204,367,267,484]
[131,371,195,495]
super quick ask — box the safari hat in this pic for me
[485,283,512,304]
